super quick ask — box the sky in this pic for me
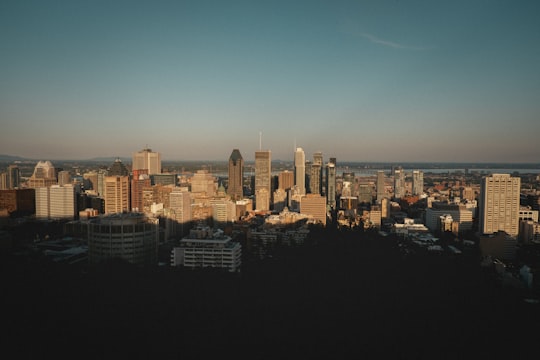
[1,0,539,163]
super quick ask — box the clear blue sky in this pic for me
[1,0,539,162]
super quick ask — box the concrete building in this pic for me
[255,150,271,211]
[0,189,35,216]
[278,170,294,191]
[35,185,76,220]
[310,151,323,195]
[132,147,161,175]
[171,226,241,272]
[300,194,327,225]
[7,165,20,189]
[104,175,130,214]
[27,161,57,188]
[520,220,540,244]
[425,203,474,233]
[191,169,216,197]
[479,174,520,237]
[294,147,306,195]
[412,170,424,196]
[326,158,336,209]
[376,170,386,203]
[227,149,244,201]
[131,169,151,212]
[88,212,159,266]
[393,168,405,199]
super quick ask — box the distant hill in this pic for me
[86,157,131,163]
[0,154,28,162]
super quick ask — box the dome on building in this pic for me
[108,158,129,176]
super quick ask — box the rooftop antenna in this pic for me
[259,131,262,150]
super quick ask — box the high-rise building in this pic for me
[393,168,405,199]
[227,149,244,201]
[376,171,386,202]
[132,147,161,175]
[255,150,271,211]
[104,175,130,214]
[325,157,336,209]
[131,169,151,212]
[191,169,216,196]
[58,170,71,186]
[35,184,76,220]
[412,170,424,196]
[27,161,57,188]
[108,158,129,176]
[278,170,294,191]
[300,194,327,225]
[479,173,520,237]
[310,151,323,195]
[168,188,192,237]
[294,147,306,195]
[7,165,20,189]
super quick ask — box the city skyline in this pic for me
[1,1,540,162]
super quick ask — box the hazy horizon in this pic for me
[1,1,539,162]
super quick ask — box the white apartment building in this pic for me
[171,226,241,272]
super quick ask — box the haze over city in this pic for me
[1,0,539,162]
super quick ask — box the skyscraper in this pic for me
[412,170,424,196]
[325,157,336,209]
[376,170,386,202]
[104,175,130,214]
[7,165,20,189]
[479,173,520,237]
[278,170,294,191]
[310,151,323,195]
[131,169,151,212]
[35,184,76,220]
[393,168,405,199]
[227,149,244,201]
[294,147,306,195]
[27,161,57,188]
[255,150,271,211]
[132,147,161,175]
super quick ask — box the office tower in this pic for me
[131,169,151,212]
[479,173,520,237]
[278,170,294,191]
[27,161,57,188]
[104,175,130,214]
[97,169,108,196]
[412,170,424,196]
[227,149,244,201]
[108,158,129,176]
[132,147,161,175]
[35,184,76,220]
[294,147,306,195]
[191,169,216,196]
[169,188,192,237]
[310,152,323,195]
[273,188,288,212]
[88,213,159,266]
[376,171,386,202]
[393,168,405,199]
[7,165,20,189]
[358,183,372,204]
[325,157,336,209]
[300,194,327,225]
[83,171,98,192]
[255,150,271,211]
[58,170,71,186]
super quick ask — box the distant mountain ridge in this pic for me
[0,154,29,162]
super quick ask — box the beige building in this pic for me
[300,194,327,225]
[104,176,130,214]
[132,147,161,175]
[479,174,520,237]
[255,150,271,211]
